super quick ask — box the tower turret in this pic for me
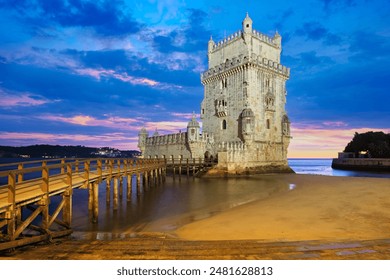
[273,31,282,48]
[187,113,200,142]
[242,12,253,33]
[240,106,255,143]
[208,36,215,53]
[138,127,149,157]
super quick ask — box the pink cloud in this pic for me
[171,112,200,119]
[0,88,55,107]
[322,121,348,127]
[38,114,193,136]
[74,67,183,90]
[40,114,141,129]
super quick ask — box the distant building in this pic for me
[138,14,292,174]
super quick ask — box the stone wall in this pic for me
[332,158,390,172]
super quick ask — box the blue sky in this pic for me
[0,0,389,157]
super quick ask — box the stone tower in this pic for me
[200,13,292,174]
[138,14,292,174]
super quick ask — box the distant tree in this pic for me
[344,131,390,158]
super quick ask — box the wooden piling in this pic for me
[126,174,132,201]
[17,163,23,183]
[136,173,141,195]
[40,161,50,234]
[144,172,149,191]
[119,177,123,199]
[7,172,16,240]
[92,182,98,223]
[113,177,118,210]
[63,163,73,227]
[106,179,111,205]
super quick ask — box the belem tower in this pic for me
[138,14,293,175]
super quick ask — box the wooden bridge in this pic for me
[0,157,214,251]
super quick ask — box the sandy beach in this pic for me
[175,174,390,242]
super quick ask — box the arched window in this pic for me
[222,120,227,130]
[266,119,270,129]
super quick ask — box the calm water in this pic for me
[288,158,390,178]
[1,158,389,238]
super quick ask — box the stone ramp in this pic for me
[2,234,390,260]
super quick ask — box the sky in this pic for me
[0,0,389,158]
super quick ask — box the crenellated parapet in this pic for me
[201,53,289,84]
[144,131,215,146]
[218,141,247,152]
[145,132,188,146]
[210,29,278,53]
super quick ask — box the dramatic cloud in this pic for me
[0,0,143,36]
[295,22,342,45]
[0,88,58,108]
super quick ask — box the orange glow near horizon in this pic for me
[288,126,390,158]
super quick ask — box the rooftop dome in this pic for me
[139,127,148,136]
[187,112,200,128]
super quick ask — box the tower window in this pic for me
[222,120,227,130]
[266,119,270,129]
[246,24,249,28]
[221,78,227,89]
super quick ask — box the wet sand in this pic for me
[175,174,390,242]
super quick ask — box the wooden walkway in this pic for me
[0,157,215,251]
[0,158,166,251]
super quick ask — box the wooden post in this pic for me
[136,173,141,196]
[92,182,98,223]
[144,172,149,191]
[61,159,65,174]
[75,159,79,173]
[7,172,16,240]
[17,163,23,183]
[97,159,102,182]
[88,182,93,211]
[126,174,132,201]
[113,177,118,210]
[156,168,161,185]
[84,160,90,189]
[119,177,123,199]
[193,158,196,176]
[15,207,22,228]
[179,159,182,181]
[117,159,121,176]
[106,179,111,205]
[63,163,73,227]
[172,158,176,178]
[40,161,50,233]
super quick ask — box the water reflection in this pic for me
[70,175,291,237]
